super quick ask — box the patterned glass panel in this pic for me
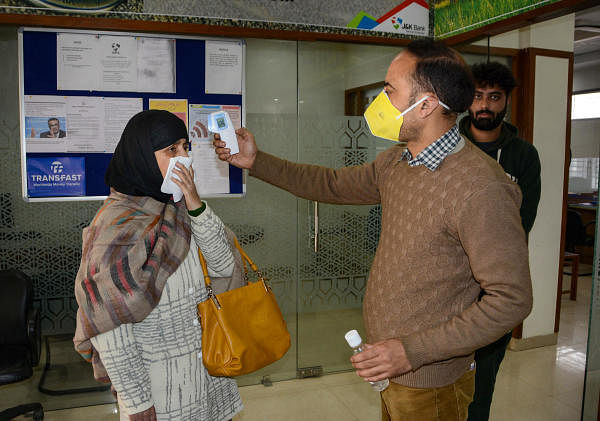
[298,117,382,313]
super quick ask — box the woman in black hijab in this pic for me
[105,109,191,202]
[74,110,243,421]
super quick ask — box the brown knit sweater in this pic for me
[250,136,533,388]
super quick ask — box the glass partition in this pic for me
[295,41,398,374]
[582,167,599,419]
[210,38,300,386]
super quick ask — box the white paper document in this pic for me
[103,97,144,153]
[137,37,176,93]
[24,95,142,153]
[205,41,243,95]
[98,35,138,92]
[57,33,99,91]
[65,96,104,152]
[188,104,242,194]
[191,142,230,195]
[56,33,176,93]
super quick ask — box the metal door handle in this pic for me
[314,201,319,253]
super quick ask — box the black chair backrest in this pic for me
[0,269,32,346]
[565,210,586,252]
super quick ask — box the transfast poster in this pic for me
[26,157,85,197]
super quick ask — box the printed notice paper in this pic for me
[57,33,98,91]
[24,95,142,153]
[56,33,176,93]
[138,38,176,93]
[98,35,138,92]
[103,97,144,152]
[205,41,243,95]
[188,104,242,194]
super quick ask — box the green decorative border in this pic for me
[434,0,563,39]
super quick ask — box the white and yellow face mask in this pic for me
[363,90,449,141]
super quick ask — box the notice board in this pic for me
[18,27,245,202]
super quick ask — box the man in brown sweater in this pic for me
[214,39,532,421]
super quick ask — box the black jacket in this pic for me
[459,117,541,234]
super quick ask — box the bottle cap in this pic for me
[345,329,362,348]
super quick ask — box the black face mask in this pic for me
[469,104,508,131]
[105,110,189,203]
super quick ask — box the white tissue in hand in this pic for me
[160,156,193,202]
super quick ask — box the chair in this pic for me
[562,252,579,301]
[565,209,595,252]
[0,269,44,421]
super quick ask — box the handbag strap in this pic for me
[197,236,265,289]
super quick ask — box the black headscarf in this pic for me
[105,110,189,203]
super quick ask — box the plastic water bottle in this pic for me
[345,329,390,392]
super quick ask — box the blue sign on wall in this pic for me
[27,157,85,197]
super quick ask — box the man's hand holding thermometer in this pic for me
[208,111,239,155]
[212,113,258,170]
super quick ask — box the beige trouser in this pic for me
[381,369,476,421]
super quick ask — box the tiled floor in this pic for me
[4,272,594,421]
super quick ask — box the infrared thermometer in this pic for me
[207,111,239,155]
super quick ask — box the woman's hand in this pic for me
[171,162,202,210]
[129,406,157,421]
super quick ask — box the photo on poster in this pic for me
[26,156,85,197]
[24,95,69,153]
[25,116,67,139]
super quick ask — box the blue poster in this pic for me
[27,157,85,197]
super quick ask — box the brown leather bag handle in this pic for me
[197,237,265,289]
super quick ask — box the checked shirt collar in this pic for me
[400,125,460,171]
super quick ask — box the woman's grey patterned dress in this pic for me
[91,204,243,420]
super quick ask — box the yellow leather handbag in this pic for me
[196,238,291,377]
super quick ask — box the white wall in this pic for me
[526,55,570,338]
[473,29,519,49]
[472,13,575,51]
[523,18,574,340]
[474,15,575,342]
[519,14,575,51]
